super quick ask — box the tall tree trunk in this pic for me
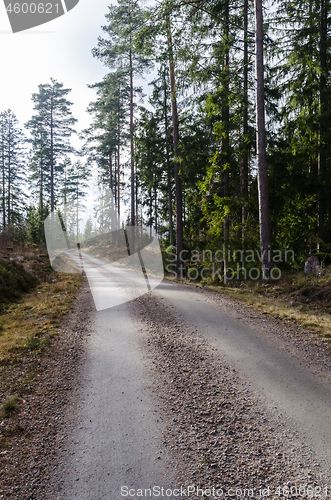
[62,164,71,248]
[1,120,5,229]
[40,153,43,242]
[109,153,113,193]
[117,114,121,219]
[222,0,230,249]
[136,173,139,225]
[318,0,327,250]
[154,170,158,232]
[76,182,79,243]
[40,160,43,214]
[130,46,135,227]
[64,164,67,225]
[50,98,54,214]
[166,10,183,274]
[114,149,117,207]
[242,0,249,252]
[7,119,11,226]
[308,0,314,176]
[109,153,116,232]
[50,96,55,243]
[164,66,174,246]
[255,0,272,278]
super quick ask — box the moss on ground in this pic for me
[0,259,37,309]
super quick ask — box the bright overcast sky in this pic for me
[0,0,118,147]
[0,0,156,222]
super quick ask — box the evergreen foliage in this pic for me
[2,0,331,276]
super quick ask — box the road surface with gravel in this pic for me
[52,278,331,500]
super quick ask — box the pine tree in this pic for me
[180,0,256,256]
[0,109,26,229]
[82,69,129,220]
[60,159,90,243]
[92,0,152,228]
[255,0,272,278]
[274,0,331,254]
[135,108,164,233]
[26,78,77,215]
[165,6,183,272]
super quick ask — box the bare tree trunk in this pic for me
[114,150,117,206]
[318,0,327,250]
[136,174,139,225]
[308,0,313,176]
[130,46,135,227]
[255,0,272,278]
[40,159,43,214]
[50,98,54,214]
[166,10,183,274]
[1,120,5,229]
[76,182,79,243]
[109,153,113,193]
[154,171,158,233]
[222,0,230,249]
[7,118,11,226]
[40,152,43,242]
[50,96,55,243]
[109,153,116,233]
[242,0,249,252]
[117,114,121,219]
[164,66,174,246]
[167,155,174,245]
[64,164,67,225]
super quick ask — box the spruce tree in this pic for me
[82,69,129,219]
[92,0,152,228]
[26,78,77,215]
[0,109,26,229]
[274,0,331,253]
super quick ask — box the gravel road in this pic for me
[51,279,331,500]
[4,278,329,499]
[58,299,176,500]
[152,281,331,465]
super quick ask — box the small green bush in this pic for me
[26,336,50,351]
[2,396,20,417]
[0,259,37,310]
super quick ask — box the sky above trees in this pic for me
[0,0,115,148]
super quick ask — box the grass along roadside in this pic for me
[166,268,331,341]
[0,255,88,497]
[0,274,83,367]
[0,247,84,418]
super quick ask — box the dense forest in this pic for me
[1,0,330,280]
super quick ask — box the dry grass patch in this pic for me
[1,395,21,417]
[0,274,83,364]
[53,281,68,293]
[209,283,331,339]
